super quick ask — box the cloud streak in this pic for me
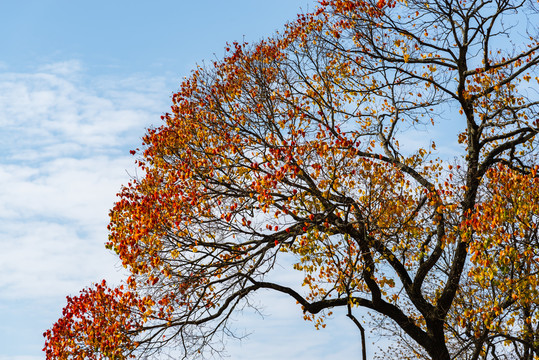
[0,61,172,358]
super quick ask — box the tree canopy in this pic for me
[44,0,539,359]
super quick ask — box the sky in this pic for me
[1,1,535,359]
[0,1,375,359]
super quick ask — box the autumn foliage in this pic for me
[43,281,144,359]
[45,0,539,359]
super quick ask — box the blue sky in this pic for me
[0,1,372,359]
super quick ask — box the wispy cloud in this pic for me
[0,61,172,358]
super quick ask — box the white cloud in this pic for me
[0,70,165,164]
[0,63,171,300]
[0,62,172,358]
[37,60,83,76]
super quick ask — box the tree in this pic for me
[44,0,539,359]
